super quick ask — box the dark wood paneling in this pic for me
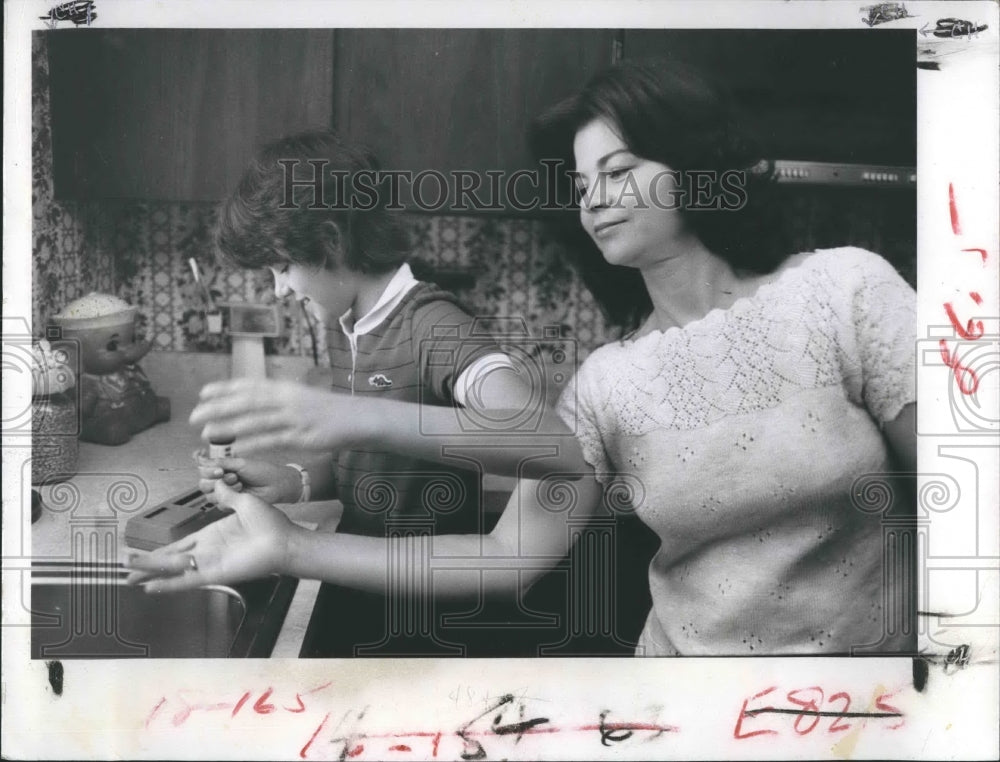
[48,29,910,203]
[48,29,334,200]
[333,29,615,211]
[623,30,916,165]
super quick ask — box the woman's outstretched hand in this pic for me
[124,481,295,593]
[189,378,368,455]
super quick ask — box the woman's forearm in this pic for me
[281,523,540,598]
[357,398,588,479]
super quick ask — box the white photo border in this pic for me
[3,1,998,759]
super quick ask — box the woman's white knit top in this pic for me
[558,247,917,655]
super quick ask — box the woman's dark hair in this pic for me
[530,59,785,331]
[215,130,410,274]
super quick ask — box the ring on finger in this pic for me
[188,555,199,572]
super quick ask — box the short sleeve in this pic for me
[556,355,614,484]
[452,352,515,407]
[410,299,502,404]
[849,250,917,424]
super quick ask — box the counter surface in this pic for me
[31,351,335,657]
[30,351,516,658]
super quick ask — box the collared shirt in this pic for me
[338,262,421,338]
[337,262,512,406]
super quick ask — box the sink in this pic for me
[31,562,297,658]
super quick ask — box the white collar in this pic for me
[338,262,419,338]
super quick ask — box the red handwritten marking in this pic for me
[734,686,779,739]
[827,692,852,733]
[949,183,962,234]
[304,681,333,695]
[787,687,824,735]
[145,697,166,729]
[428,723,676,738]
[171,699,233,726]
[298,721,678,758]
[876,691,905,730]
[347,744,365,758]
[734,685,905,741]
[232,691,251,718]
[939,339,980,394]
[961,247,988,263]
[578,721,678,733]
[299,712,330,759]
[172,703,193,727]
[254,688,276,715]
[283,682,330,714]
[943,303,985,340]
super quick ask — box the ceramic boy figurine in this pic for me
[52,292,170,446]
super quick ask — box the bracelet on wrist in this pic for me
[285,463,311,503]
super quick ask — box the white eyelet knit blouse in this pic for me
[557,247,917,656]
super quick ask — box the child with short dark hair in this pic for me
[198,130,563,656]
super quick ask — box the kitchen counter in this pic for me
[31,351,337,658]
[31,350,516,658]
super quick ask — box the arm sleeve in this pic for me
[556,357,614,484]
[452,352,516,407]
[410,299,503,404]
[849,250,917,424]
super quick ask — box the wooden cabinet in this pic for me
[47,29,613,208]
[621,30,915,165]
[332,29,615,210]
[46,29,912,202]
[47,29,334,200]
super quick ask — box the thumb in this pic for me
[214,478,272,514]
[213,479,244,509]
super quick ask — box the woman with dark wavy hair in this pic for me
[531,58,917,655]
[531,59,787,332]
[129,60,916,657]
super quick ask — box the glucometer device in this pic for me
[124,488,233,551]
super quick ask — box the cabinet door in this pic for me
[621,30,915,165]
[333,29,615,213]
[48,29,334,200]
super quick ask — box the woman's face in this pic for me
[573,118,686,268]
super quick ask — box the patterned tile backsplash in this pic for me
[32,33,915,367]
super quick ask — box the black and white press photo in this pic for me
[3,2,998,760]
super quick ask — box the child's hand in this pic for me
[125,481,295,593]
[189,378,369,455]
[195,454,302,504]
